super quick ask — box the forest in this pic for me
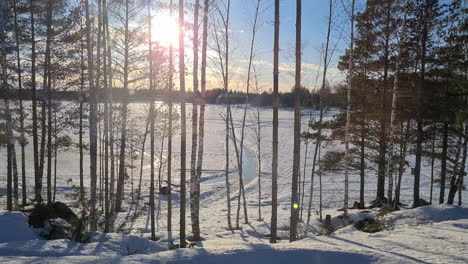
[0,0,467,263]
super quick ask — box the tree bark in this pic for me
[448,125,466,204]
[45,0,53,205]
[167,0,174,242]
[343,0,355,217]
[195,0,209,240]
[415,1,429,208]
[190,0,201,241]
[13,0,27,207]
[388,5,408,206]
[271,0,279,244]
[85,0,98,231]
[179,0,187,248]
[114,0,131,213]
[148,0,156,241]
[290,0,302,242]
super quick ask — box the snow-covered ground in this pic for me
[0,205,467,263]
[1,103,467,263]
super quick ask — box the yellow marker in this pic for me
[293,203,299,209]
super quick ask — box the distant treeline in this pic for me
[1,87,343,108]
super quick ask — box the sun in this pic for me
[151,12,179,47]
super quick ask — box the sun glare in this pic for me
[152,12,179,47]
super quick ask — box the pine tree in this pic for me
[270,0,279,244]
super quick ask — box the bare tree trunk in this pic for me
[343,0,355,218]
[430,123,436,204]
[2,0,14,211]
[103,0,110,232]
[227,110,248,227]
[448,125,466,204]
[213,0,233,231]
[290,0,302,242]
[85,0,98,231]
[106,0,115,230]
[270,0,279,243]
[167,0,174,242]
[308,0,332,225]
[194,0,209,240]
[115,0,131,213]
[148,0,156,241]
[13,0,27,207]
[79,17,85,205]
[394,120,410,207]
[415,2,429,208]
[53,109,57,202]
[158,116,167,190]
[387,5,408,206]
[12,145,19,209]
[318,142,323,221]
[457,125,467,206]
[29,0,42,205]
[42,0,53,205]
[179,0,187,248]
[137,116,150,201]
[190,0,201,241]
[440,123,448,204]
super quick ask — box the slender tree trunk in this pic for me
[167,0,174,242]
[195,0,209,240]
[85,0,98,231]
[300,121,310,221]
[114,0,130,213]
[105,0,115,229]
[343,0,355,217]
[227,110,248,227]
[53,110,57,202]
[448,125,466,204]
[1,0,13,211]
[270,0,279,243]
[103,0,110,232]
[137,116,150,201]
[457,125,467,206]
[29,0,42,205]
[13,0,27,207]
[12,144,19,209]
[308,0,332,224]
[394,120,410,207]
[388,6,408,206]
[216,0,233,231]
[306,137,319,227]
[148,0,156,241]
[376,1,392,202]
[290,0,302,242]
[190,0,201,241]
[256,107,262,221]
[179,0,187,248]
[430,123,436,204]
[79,19,85,205]
[414,2,429,208]
[45,0,53,205]
[158,116,167,190]
[440,123,449,204]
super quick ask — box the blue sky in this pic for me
[215,0,351,93]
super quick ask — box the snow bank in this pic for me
[0,211,39,243]
[0,210,166,257]
[387,204,468,227]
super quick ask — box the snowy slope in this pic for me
[0,209,466,263]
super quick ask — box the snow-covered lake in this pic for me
[0,102,467,236]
